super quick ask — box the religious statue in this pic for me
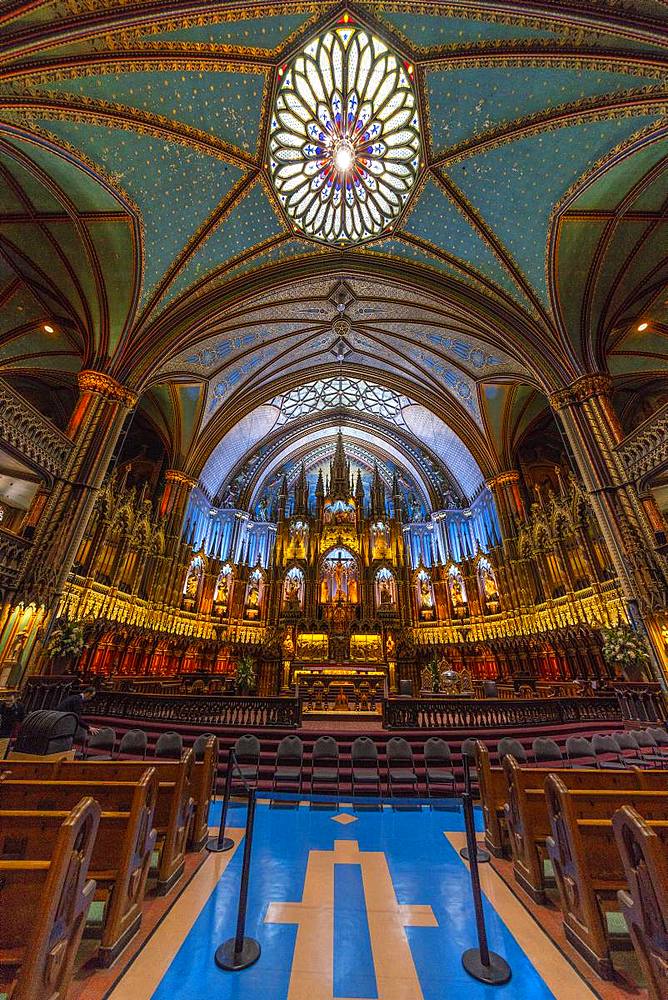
[450,575,464,607]
[282,629,295,659]
[386,633,396,657]
[379,579,393,605]
[333,558,345,601]
[419,577,433,609]
[284,574,302,609]
[216,571,230,605]
[245,582,260,619]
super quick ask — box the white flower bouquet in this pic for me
[47,617,86,661]
[602,624,650,675]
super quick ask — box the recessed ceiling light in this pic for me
[637,322,649,331]
[43,323,54,333]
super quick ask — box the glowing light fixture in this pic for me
[43,323,54,333]
[637,322,649,331]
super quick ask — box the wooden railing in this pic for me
[383,695,622,731]
[88,690,301,729]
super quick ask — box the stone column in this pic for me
[550,374,668,678]
[486,471,524,540]
[486,470,528,608]
[15,370,137,609]
[160,469,198,536]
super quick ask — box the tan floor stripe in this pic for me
[445,832,598,1000]
[107,828,245,1000]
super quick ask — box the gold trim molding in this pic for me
[165,469,199,489]
[549,374,613,411]
[486,470,520,489]
[78,370,138,407]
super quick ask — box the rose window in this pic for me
[269,23,421,245]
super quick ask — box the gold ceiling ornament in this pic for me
[486,470,521,489]
[548,373,613,411]
[165,469,199,489]
[77,370,138,407]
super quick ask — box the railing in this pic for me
[0,526,32,592]
[614,683,667,725]
[0,376,73,479]
[383,695,622,731]
[88,690,301,729]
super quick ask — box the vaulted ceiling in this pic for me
[0,0,666,504]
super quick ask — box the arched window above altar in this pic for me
[320,547,358,604]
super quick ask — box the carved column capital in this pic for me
[164,469,199,490]
[548,374,613,412]
[77,370,138,408]
[486,470,521,490]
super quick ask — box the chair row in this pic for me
[232,733,469,798]
[498,728,668,766]
[86,727,214,761]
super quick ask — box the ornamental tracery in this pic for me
[269,21,421,245]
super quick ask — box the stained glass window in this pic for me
[274,377,405,424]
[269,24,421,245]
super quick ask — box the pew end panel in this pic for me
[614,805,668,1000]
[0,797,100,1000]
[189,736,219,852]
[474,740,508,858]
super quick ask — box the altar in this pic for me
[293,663,388,716]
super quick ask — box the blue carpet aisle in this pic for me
[150,800,556,1000]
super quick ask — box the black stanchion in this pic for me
[460,761,511,985]
[459,754,490,864]
[215,787,261,971]
[207,746,235,853]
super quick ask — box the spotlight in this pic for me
[637,321,648,331]
[43,323,54,333]
[334,140,354,172]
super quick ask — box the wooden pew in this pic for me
[613,805,668,1000]
[502,755,667,901]
[0,772,157,965]
[189,735,219,851]
[0,796,99,1000]
[473,740,509,857]
[2,749,193,894]
[545,776,668,978]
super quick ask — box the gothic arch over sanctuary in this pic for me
[0,1,665,694]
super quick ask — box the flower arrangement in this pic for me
[602,624,650,677]
[235,654,256,694]
[46,616,86,661]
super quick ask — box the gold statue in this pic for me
[420,578,433,608]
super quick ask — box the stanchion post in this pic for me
[461,768,511,985]
[215,788,261,971]
[207,745,235,853]
[459,753,491,864]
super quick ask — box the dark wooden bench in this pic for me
[474,741,509,857]
[0,796,99,999]
[613,805,668,1000]
[545,776,668,978]
[502,755,667,901]
[0,772,157,965]
[189,736,219,851]
[2,749,193,894]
